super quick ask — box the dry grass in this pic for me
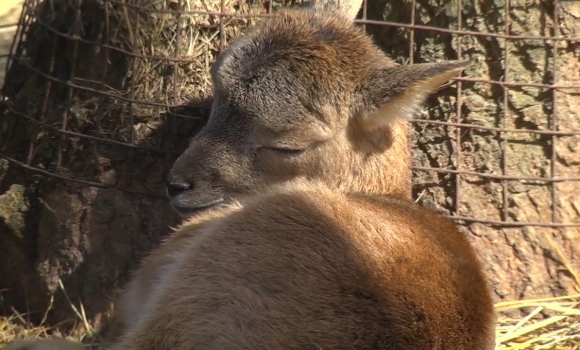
[1,0,266,156]
[98,0,257,123]
[0,315,92,349]
[0,281,100,349]
[1,292,579,349]
[495,294,580,350]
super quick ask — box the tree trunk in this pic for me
[367,0,580,300]
[0,0,243,332]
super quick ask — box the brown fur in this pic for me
[105,181,496,350]
[6,0,496,349]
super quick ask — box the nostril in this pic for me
[167,181,193,198]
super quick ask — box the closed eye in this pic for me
[260,146,306,156]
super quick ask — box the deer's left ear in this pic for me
[351,60,469,131]
[308,0,364,21]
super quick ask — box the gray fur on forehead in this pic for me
[208,10,394,130]
[211,11,381,94]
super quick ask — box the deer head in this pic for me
[167,0,467,217]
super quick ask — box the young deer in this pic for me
[6,0,496,348]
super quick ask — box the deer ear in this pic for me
[308,0,363,21]
[352,60,469,131]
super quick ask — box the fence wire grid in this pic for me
[1,0,579,229]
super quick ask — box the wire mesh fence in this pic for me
[1,0,579,232]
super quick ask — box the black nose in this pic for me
[167,180,192,198]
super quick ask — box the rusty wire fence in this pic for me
[0,0,579,231]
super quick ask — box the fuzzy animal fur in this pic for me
[6,0,496,348]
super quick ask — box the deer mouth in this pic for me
[170,198,226,218]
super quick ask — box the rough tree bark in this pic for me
[0,0,252,333]
[366,0,580,300]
